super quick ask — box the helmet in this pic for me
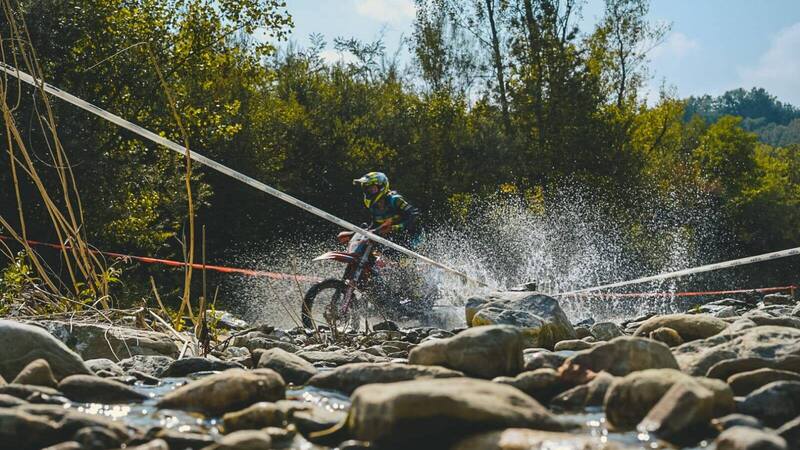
[353,172,390,208]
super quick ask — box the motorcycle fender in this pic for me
[312,252,357,264]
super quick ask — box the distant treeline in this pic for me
[1,0,798,301]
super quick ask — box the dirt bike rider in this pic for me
[353,171,420,251]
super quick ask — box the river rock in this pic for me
[550,371,615,411]
[157,368,285,416]
[255,348,318,385]
[41,443,82,450]
[633,314,728,342]
[706,355,800,379]
[0,393,27,407]
[408,325,524,379]
[763,294,794,306]
[12,359,58,388]
[0,407,61,450]
[553,339,595,351]
[603,368,734,429]
[203,430,272,450]
[161,357,243,378]
[648,327,684,347]
[776,416,800,450]
[308,362,462,394]
[74,425,123,449]
[493,368,567,402]
[117,355,174,377]
[290,403,347,434]
[58,374,147,403]
[728,368,800,395]
[37,320,179,360]
[638,382,715,439]
[19,403,129,442]
[296,349,385,367]
[466,292,576,349]
[674,325,800,376]
[742,310,800,329]
[223,402,285,431]
[712,414,764,431]
[451,428,636,450]
[716,426,788,450]
[342,378,560,446]
[151,429,216,449]
[559,336,678,381]
[120,440,170,450]
[0,320,91,381]
[590,322,624,341]
[523,349,566,371]
[84,359,125,377]
[737,381,800,428]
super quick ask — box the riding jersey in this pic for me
[368,191,419,233]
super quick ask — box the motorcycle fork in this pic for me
[340,243,374,315]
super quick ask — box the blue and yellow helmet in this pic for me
[353,172,390,208]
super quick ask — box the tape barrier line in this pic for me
[571,285,797,299]
[0,235,321,282]
[0,63,486,287]
[557,247,800,297]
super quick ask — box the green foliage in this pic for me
[0,253,35,310]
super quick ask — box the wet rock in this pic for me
[84,359,124,377]
[673,325,800,376]
[523,350,566,371]
[37,320,179,360]
[776,416,800,450]
[12,359,58,387]
[712,414,764,431]
[152,429,216,450]
[559,336,679,381]
[763,294,794,306]
[255,348,318,385]
[716,426,788,450]
[466,292,576,349]
[707,355,800,380]
[208,310,250,330]
[74,425,123,450]
[308,362,462,394]
[372,320,400,331]
[223,402,286,431]
[553,339,594,351]
[41,442,82,450]
[590,322,624,341]
[742,310,800,329]
[296,349,385,367]
[633,314,728,342]
[18,403,129,440]
[203,430,272,450]
[0,393,27,407]
[121,439,170,450]
[638,382,715,439]
[728,368,800,395]
[0,320,91,381]
[648,327,684,347]
[712,306,740,319]
[550,371,615,411]
[291,404,346,434]
[737,381,800,428]
[493,368,566,403]
[604,368,734,429]
[0,407,61,450]
[58,374,147,403]
[0,383,61,400]
[341,378,559,446]
[451,428,636,450]
[157,368,285,416]
[233,332,301,354]
[574,326,593,339]
[161,357,243,377]
[118,355,174,377]
[129,370,160,385]
[408,325,524,379]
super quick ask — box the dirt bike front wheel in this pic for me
[301,278,358,330]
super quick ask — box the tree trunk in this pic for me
[485,0,511,136]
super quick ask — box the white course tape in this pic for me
[557,246,800,296]
[0,62,486,287]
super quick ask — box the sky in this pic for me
[282,0,800,105]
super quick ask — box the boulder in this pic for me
[223,402,286,432]
[84,359,124,377]
[451,428,636,450]
[342,378,560,445]
[58,374,147,403]
[633,314,728,342]
[637,382,715,439]
[37,321,179,360]
[590,322,624,341]
[466,292,576,349]
[408,325,524,379]
[716,426,788,450]
[523,350,566,371]
[728,368,800,396]
[673,326,800,376]
[648,327,684,347]
[737,381,800,428]
[0,407,61,450]
[308,362,462,394]
[550,371,615,411]
[12,359,58,388]
[117,355,174,377]
[0,320,91,381]
[255,348,318,385]
[493,368,567,403]
[157,368,285,416]
[603,368,734,429]
[559,336,679,381]
[776,416,800,450]
[161,357,243,378]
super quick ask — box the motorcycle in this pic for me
[300,229,432,330]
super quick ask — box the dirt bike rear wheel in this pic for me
[301,278,358,330]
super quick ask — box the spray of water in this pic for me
[223,183,733,327]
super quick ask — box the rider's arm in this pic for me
[390,195,419,232]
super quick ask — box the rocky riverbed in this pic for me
[0,290,798,449]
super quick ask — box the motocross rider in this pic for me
[353,172,419,248]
